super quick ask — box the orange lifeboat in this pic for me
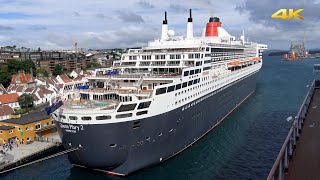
[227,60,241,66]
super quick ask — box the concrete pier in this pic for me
[267,80,320,180]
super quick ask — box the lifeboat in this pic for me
[227,60,241,66]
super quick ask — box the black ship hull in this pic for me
[56,71,259,176]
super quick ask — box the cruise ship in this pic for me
[51,10,267,176]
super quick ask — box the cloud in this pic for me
[29,25,47,31]
[96,13,105,19]
[0,25,13,30]
[0,0,318,50]
[117,11,145,23]
[137,0,154,9]
[73,12,80,17]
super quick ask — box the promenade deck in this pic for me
[284,88,320,180]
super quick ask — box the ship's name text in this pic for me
[59,123,84,133]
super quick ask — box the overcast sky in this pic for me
[0,0,319,50]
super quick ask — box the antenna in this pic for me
[188,9,192,22]
[163,11,167,24]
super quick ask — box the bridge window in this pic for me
[136,111,148,116]
[156,87,167,95]
[81,116,92,121]
[117,104,137,112]
[69,116,78,120]
[116,113,133,119]
[138,101,151,109]
[96,116,112,120]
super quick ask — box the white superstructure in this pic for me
[53,10,267,126]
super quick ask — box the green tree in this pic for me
[36,68,49,77]
[0,65,11,87]
[86,62,101,69]
[23,59,36,75]
[53,64,63,76]
[18,94,34,109]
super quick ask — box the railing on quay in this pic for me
[267,80,319,180]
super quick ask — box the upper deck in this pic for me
[267,80,320,180]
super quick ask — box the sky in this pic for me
[0,0,319,50]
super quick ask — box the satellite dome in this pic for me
[168,30,175,37]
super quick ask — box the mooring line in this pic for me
[0,147,78,174]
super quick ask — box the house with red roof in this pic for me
[0,93,20,109]
[0,105,14,121]
[69,69,84,78]
[10,71,33,85]
[0,84,6,95]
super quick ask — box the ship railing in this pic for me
[90,73,180,79]
[78,89,150,95]
[267,80,317,180]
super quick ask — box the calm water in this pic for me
[2,55,318,180]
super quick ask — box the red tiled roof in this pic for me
[59,74,73,83]
[74,75,84,81]
[0,93,19,104]
[31,94,40,101]
[11,73,32,84]
[24,87,34,93]
[0,105,14,116]
[16,85,24,92]
[40,88,53,95]
[0,84,6,93]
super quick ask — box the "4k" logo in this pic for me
[271,9,304,20]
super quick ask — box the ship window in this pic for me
[117,104,137,112]
[176,54,181,59]
[138,101,151,109]
[193,79,198,84]
[110,144,117,148]
[155,55,160,59]
[167,85,175,92]
[184,71,189,76]
[156,87,167,95]
[175,84,181,90]
[188,80,193,86]
[182,82,187,88]
[81,116,92,121]
[206,47,210,52]
[69,116,78,120]
[195,69,199,74]
[161,55,166,59]
[136,111,148,116]
[203,66,211,71]
[170,55,175,59]
[59,115,66,120]
[96,116,112,120]
[190,70,194,75]
[204,60,211,64]
[116,113,132,119]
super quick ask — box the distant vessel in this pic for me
[283,41,308,61]
[52,10,267,176]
